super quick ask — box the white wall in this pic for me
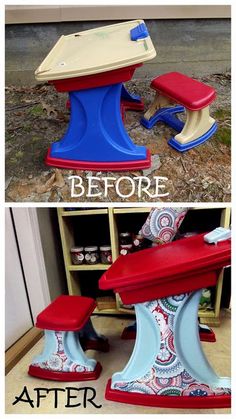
[5,208,51,349]
[5,209,32,349]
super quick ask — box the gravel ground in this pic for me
[5,74,231,202]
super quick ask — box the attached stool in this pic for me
[28,295,102,381]
[141,72,217,152]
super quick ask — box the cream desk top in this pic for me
[35,20,156,81]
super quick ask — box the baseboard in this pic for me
[5,327,43,375]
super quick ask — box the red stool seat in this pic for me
[36,295,96,331]
[151,72,216,111]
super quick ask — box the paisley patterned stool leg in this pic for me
[29,330,101,381]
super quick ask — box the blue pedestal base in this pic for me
[48,83,149,170]
[121,84,142,104]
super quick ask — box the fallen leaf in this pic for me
[53,169,65,188]
[35,173,56,194]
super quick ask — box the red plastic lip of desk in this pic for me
[118,271,218,305]
[36,295,96,331]
[49,63,142,92]
[45,148,151,171]
[99,234,231,304]
[151,72,216,111]
[105,379,230,408]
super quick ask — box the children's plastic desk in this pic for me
[35,20,156,171]
[99,234,231,408]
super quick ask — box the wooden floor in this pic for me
[5,311,231,414]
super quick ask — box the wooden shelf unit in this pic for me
[57,206,230,325]
[60,209,108,217]
[68,264,110,271]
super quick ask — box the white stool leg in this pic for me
[174,106,215,144]
[144,93,174,120]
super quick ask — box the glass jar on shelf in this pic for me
[119,232,132,246]
[84,246,100,265]
[120,244,133,255]
[133,233,145,251]
[70,246,84,265]
[100,245,112,264]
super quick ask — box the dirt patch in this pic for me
[5,74,231,202]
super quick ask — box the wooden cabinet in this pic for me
[57,206,230,325]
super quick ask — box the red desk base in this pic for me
[105,379,230,409]
[80,337,110,352]
[45,148,151,171]
[121,100,145,121]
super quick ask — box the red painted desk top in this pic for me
[99,234,231,304]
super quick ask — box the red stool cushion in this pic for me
[36,295,96,331]
[151,72,216,111]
